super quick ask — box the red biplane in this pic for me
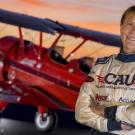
[0,9,122,132]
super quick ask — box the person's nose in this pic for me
[129,26,135,35]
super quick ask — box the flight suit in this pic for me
[75,51,135,135]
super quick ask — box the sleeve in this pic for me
[75,82,108,132]
[115,104,135,125]
[104,106,117,120]
[75,64,110,133]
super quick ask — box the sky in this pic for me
[0,0,135,59]
[0,0,134,34]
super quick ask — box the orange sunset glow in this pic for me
[0,0,134,60]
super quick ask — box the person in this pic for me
[79,57,94,74]
[75,6,135,135]
[50,45,68,64]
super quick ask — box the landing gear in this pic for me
[35,110,58,133]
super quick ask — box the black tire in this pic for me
[34,110,58,133]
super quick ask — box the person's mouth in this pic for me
[127,36,135,41]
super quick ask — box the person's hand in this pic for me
[90,105,106,117]
[121,121,135,130]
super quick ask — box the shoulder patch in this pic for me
[95,56,111,65]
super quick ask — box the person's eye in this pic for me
[127,22,132,26]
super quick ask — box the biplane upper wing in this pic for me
[0,9,62,34]
[0,8,122,47]
[45,18,122,48]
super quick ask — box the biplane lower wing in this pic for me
[0,80,66,110]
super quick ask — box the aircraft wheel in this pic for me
[35,110,58,133]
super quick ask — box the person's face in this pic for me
[120,12,135,54]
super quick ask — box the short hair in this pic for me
[121,6,135,25]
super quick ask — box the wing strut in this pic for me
[51,33,63,48]
[18,27,23,47]
[65,39,86,60]
[38,32,43,61]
